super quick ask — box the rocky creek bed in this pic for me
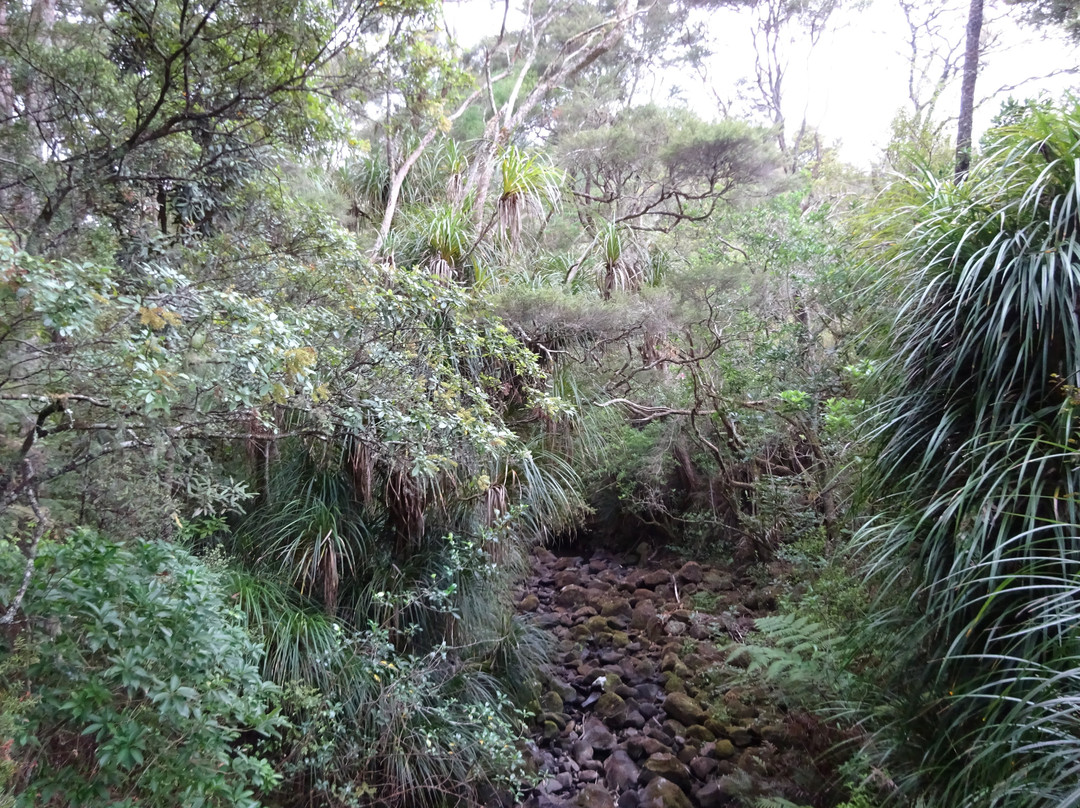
[514,545,840,808]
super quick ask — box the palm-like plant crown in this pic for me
[496,144,563,248]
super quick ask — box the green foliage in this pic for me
[0,196,560,802]
[0,219,557,526]
[1010,0,1080,40]
[497,145,563,248]
[238,452,373,616]
[556,105,777,230]
[596,220,650,297]
[850,100,1080,806]
[221,566,342,689]
[0,643,34,808]
[337,156,393,226]
[881,109,955,177]
[728,614,847,709]
[277,636,536,807]
[221,539,540,806]
[410,203,478,280]
[689,589,722,612]
[526,180,872,562]
[778,389,811,411]
[753,797,813,808]
[0,237,328,416]
[209,416,555,805]
[739,476,823,558]
[0,529,281,808]
[0,0,426,253]
[4,0,1019,804]
[822,396,864,435]
[777,532,869,630]
[834,785,883,808]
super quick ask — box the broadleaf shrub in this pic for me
[0,529,282,808]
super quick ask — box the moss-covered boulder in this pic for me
[663,692,706,726]
[640,776,693,808]
[641,753,693,792]
[594,692,627,728]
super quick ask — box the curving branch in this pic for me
[372,82,498,253]
[0,460,49,625]
[595,397,691,423]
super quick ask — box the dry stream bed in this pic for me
[513,545,840,808]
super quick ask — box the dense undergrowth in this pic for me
[714,104,1080,808]
[0,0,1077,802]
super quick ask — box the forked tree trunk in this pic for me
[464,0,639,226]
[371,86,491,254]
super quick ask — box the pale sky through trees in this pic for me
[445,0,1079,166]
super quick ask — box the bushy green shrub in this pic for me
[0,644,33,808]
[0,529,282,808]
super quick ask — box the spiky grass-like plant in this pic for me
[597,220,645,297]
[226,559,536,807]
[488,443,585,544]
[343,653,534,808]
[440,138,470,208]
[234,449,373,616]
[496,145,562,249]
[341,154,391,216]
[413,203,474,282]
[223,566,341,687]
[853,102,1080,806]
[224,458,545,806]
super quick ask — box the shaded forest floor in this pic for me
[516,544,849,808]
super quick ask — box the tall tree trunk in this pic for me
[371,86,487,254]
[28,0,57,124]
[0,1,12,124]
[955,0,984,179]
[0,0,13,228]
[14,0,59,241]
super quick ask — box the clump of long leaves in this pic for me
[254,461,372,617]
[596,220,647,298]
[408,203,476,281]
[338,155,391,224]
[852,102,1080,806]
[223,568,538,808]
[218,430,567,805]
[496,145,562,249]
[440,138,470,208]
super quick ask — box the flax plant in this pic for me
[853,102,1080,806]
[597,220,646,297]
[415,203,475,281]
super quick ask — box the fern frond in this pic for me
[755,614,836,651]
[754,796,814,808]
[727,613,847,708]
